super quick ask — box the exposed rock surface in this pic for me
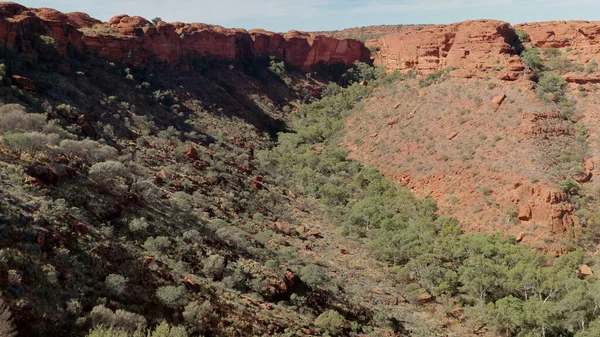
[516,21,600,71]
[372,20,526,80]
[0,3,370,71]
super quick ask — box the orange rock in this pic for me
[393,102,401,109]
[516,21,600,66]
[387,116,400,126]
[516,232,525,242]
[295,225,306,234]
[518,204,532,221]
[11,75,36,91]
[580,264,594,277]
[184,145,199,160]
[306,229,321,238]
[0,4,370,72]
[288,190,297,199]
[275,221,291,235]
[491,93,507,106]
[373,20,525,79]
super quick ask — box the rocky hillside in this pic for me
[343,20,600,253]
[2,2,600,337]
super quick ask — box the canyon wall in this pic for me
[0,2,370,70]
[371,20,526,80]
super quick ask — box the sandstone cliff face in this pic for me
[0,3,370,71]
[515,21,600,67]
[372,20,526,80]
[0,3,84,54]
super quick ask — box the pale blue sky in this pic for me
[18,0,600,32]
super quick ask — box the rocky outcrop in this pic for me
[372,20,526,80]
[0,2,84,54]
[0,3,370,71]
[84,16,371,70]
[515,21,600,65]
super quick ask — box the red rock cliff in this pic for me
[372,20,526,80]
[0,2,370,70]
[515,21,600,64]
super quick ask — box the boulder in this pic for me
[580,264,594,277]
[184,145,199,160]
[492,93,507,106]
[518,204,532,221]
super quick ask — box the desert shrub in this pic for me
[147,321,188,337]
[315,310,346,336]
[182,301,212,331]
[268,59,292,86]
[322,82,342,97]
[521,48,544,76]
[515,29,529,41]
[544,49,576,73]
[86,322,188,337]
[87,305,147,333]
[34,198,70,225]
[143,236,170,253]
[203,255,226,279]
[88,160,128,185]
[536,71,566,102]
[156,286,186,308]
[0,105,46,134]
[298,264,326,288]
[2,132,59,156]
[418,69,450,87]
[585,60,598,74]
[105,274,128,296]
[130,180,164,205]
[343,61,386,84]
[59,139,118,164]
[0,300,16,337]
[85,327,129,337]
[128,218,150,234]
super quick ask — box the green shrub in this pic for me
[147,321,188,337]
[3,132,59,156]
[298,264,326,288]
[155,286,186,308]
[585,60,598,74]
[128,218,150,234]
[315,310,346,335]
[419,69,449,87]
[203,254,226,279]
[87,305,147,333]
[0,106,47,134]
[515,29,529,40]
[104,274,128,296]
[59,139,118,164]
[143,236,170,253]
[521,48,544,76]
[536,71,566,102]
[182,301,211,331]
[0,300,16,337]
[88,160,128,185]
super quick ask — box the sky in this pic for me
[18,0,600,32]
